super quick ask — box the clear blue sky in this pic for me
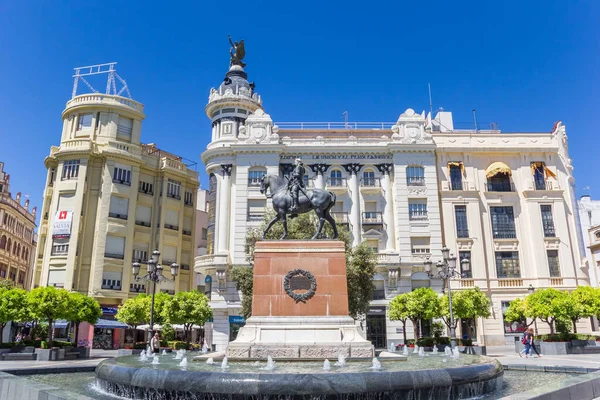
[1,1,598,222]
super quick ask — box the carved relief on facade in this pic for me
[391,108,433,144]
[238,109,279,144]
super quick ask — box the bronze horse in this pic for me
[259,174,338,240]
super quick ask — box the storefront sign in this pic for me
[101,307,118,315]
[396,327,404,334]
[367,306,386,315]
[52,210,73,238]
[280,154,392,161]
[229,316,245,324]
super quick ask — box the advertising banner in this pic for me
[52,210,73,238]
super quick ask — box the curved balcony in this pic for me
[326,178,348,193]
[64,94,144,116]
[360,178,382,194]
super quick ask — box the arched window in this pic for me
[24,249,29,262]
[406,166,425,186]
[248,168,267,187]
[362,169,376,187]
[6,239,11,254]
[329,170,343,186]
[16,243,20,256]
[21,247,26,259]
[485,162,513,192]
[0,235,5,250]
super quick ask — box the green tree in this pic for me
[442,287,490,339]
[240,212,375,320]
[569,286,600,333]
[388,292,410,344]
[116,295,148,330]
[161,323,176,341]
[232,266,254,319]
[525,288,568,334]
[503,298,534,330]
[161,291,212,346]
[148,292,172,326]
[27,287,69,348]
[65,292,102,346]
[0,279,14,290]
[405,287,441,339]
[0,288,28,343]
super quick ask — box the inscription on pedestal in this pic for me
[283,269,317,303]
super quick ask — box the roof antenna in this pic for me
[472,109,479,133]
[428,83,433,117]
[342,111,349,129]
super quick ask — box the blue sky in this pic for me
[1,1,598,221]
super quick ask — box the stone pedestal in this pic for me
[227,240,374,359]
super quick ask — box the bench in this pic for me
[2,352,37,361]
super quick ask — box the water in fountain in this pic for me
[418,347,425,357]
[202,343,208,354]
[323,359,331,371]
[432,346,439,355]
[162,349,168,356]
[174,349,183,360]
[444,347,452,356]
[413,345,419,354]
[179,357,188,368]
[452,348,460,358]
[206,357,215,365]
[252,361,260,367]
[221,357,229,369]
[333,353,346,367]
[389,342,395,352]
[151,355,159,365]
[371,357,382,370]
[402,345,409,356]
[260,355,276,371]
[139,351,148,362]
[146,347,153,358]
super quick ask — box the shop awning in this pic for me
[95,319,130,329]
[53,320,69,329]
[485,162,512,178]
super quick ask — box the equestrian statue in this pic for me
[260,158,339,240]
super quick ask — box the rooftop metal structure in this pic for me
[71,62,132,99]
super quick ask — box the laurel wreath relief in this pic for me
[283,269,317,303]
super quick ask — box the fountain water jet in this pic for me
[445,347,452,356]
[402,345,409,356]
[179,357,188,368]
[334,353,346,367]
[260,355,276,371]
[202,344,208,354]
[323,359,331,371]
[418,347,425,357]
[452,348,460,359]
[206,357,214,365]
[413,345,419,354]
[371,357,382,370]
[151,356,159,365]
[162,349,168,356]
[221,357,229,369]
[432,346,439,355]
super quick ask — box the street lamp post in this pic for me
[527,284,538,335]
[424,245,470,349]
[132,249,179,344]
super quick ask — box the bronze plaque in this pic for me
[290,275,311,291]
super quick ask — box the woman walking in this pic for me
[527,328,542,358]
[518,330,530,357]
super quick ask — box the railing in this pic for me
[461,279,475,288]
[108,213,128,220]
[492,225,517,239]
[163,259,177,266]
[497,279,523,287]
[449,179,467,191]
[486,181,515,192]
[247,212,264,222]
[248,178,262,187]
[456,229,470,239]
[331,212,349,224]
[407,177,425,186]
[161,289,175,295]
[162,157,186,172]
[101,284,122,290]
[51,246,69,256]
[534,180,558,191]
[327,178,347,188]
[130,284,146,293]
[166,193,181,200]
[184,201,194,207]
[550,278,564,286]
[360,178,381,188]
[135,220,151,227]
[372,290,385,300]
[112,178,131,186]
[376,253,400,264]
[182,229,192,236]
[104,253,125,260]
[180,264,190,271]
[362,212,383,224]
[66,94,144,113]
[543,223,556,238]
[409,212,428,221]
[164,224,179,231]
[276,122,396,130]
[138,188,153,196]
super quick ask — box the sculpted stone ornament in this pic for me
[239,109,280,144]
[283,269,317,303]
[228,35,246,68]
[392,108,433,144]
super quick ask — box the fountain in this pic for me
[174,349,185,360]
[146,347,153,358]
[220,357,229,369]
[418,347,425,357]
[202,343,208,354]
[162,349,168,356]
[179,357,188,369]
[260,355,276,371]
[323,359,331,371]
[452,348,460,359]
[402,345,409,356]
[205,357,214,365]
[333,353,346,367]
[139,351,148,362]
[413,344,419,354]
[371,357,382,370]
[432,346,439,355]
[389,342,395,352]
[445,347,453,356]
[151,355,159,365]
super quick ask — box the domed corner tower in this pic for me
[205,62,263,148]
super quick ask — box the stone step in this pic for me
[2,353,37,361]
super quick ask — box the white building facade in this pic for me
[578,196,600,291]
[196,60,590,350]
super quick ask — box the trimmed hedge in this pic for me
[168,341,187,350]
[535,333,600,342]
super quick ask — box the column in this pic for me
[344,163,363,247]
[217,164,232,254]
[309,164,330,190]
[377,163,395,251]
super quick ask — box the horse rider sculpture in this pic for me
[288,158,306,212]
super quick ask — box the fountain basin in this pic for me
[95,355,503,399]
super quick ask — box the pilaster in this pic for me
[343,163,363,247]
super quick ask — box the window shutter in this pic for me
[166,210,179,226]
[48,269,66,287]
[58,193,76,211]
[106,236,125,256]
[183,217,192,231]
[247,200,266,214]
[110,196,129,215]
[135,205,151,224]
[163,245,177,262]
[364,202,377,212]
[117,116,133,137]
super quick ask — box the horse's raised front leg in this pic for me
[262,215,281,239]
[324,210,339,239]
[280,213,288,240]
[312,209,325,240]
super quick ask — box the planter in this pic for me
[435,344,449,352]
[540,341,571,355]
[459,346,487,355]
[117,349,144,356]
[571,340,588,347]
[75,347,91,359]
[0,349,11,355]
[35,348,60,361]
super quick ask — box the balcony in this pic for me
[326,178,348,193]
[449,179,467,191]
[138,187,154,196]
[486,181,515,192]
[360,178,382,194]
[533,179,559,191]
[104,253,125,260]
[101,284,122,290]
[135,220,151,227]
[163,259,177,266]
[182,229,192,236]
[331,212,349,225]
[195,253,229,271]
[247,212,264,222]
[492,225,517,239]
[372,289,385,300]
[164,224,179,231]
[376,253,400,265]
[130,284,146,293]
[184,201,194,207]
[409,212,428,222]
[248,178,262,188]
[108,212,128,220]
[543,223,556,238]
[167,193,181,200]
[180,264,190,271]
[407,177,425,186]
[112,179,131,187]
[362,212,383,226]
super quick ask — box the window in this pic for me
[101,272,122,290]
[490,206,516,239]
[162,245,177,265]
[547,250,561,277]
[366,239,379,254]
[133,248,148,263]
[406,166,425,186]
[47,269,66,288]
[109,196,129,220]
[77,114,93,130]
[117,116,133,138]
[248,199,266,222]
[532,163,546,190]
[459,251,472,278]
[201,228,208,240]
[495,251,520,278]
[248,170,266,187]
[184,191,194,206]
[454,205,469,238]
[222,123,232,135]
[51,239,69,256]
[502,301,527,334]
[540,205,556,237]
[167,179,181,199]
[61,160,80,180]
[411,237,430,255]
[487,174,513,192]
[113,167,131,186]
[139,181,154,195]
[105,235,125,259]
[130,283,146,293]
[362,170,377,187]
[165,210,180,230]
[449,163,463,190]
[329,170,343,187]
[135,205,151,227]
[409,201,428,220]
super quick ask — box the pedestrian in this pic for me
[518,330,530,357]
[528,328,542,358]
[151,332,160,354]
